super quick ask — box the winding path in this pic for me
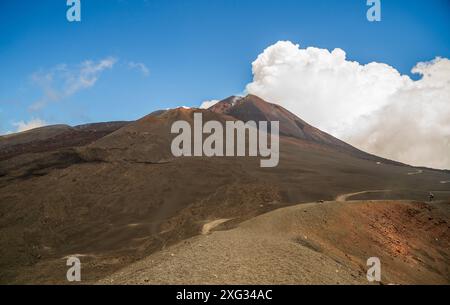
[407,169,423,175]
[201,219,231,235]
[335,190,391,202]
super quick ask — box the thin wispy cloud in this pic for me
[128,61,150,77]
[12,118,47,133]
[29,57,117,111]
[200,99,219,109]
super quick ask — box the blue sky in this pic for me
[0,0,449,134]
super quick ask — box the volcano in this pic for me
[0,95,449,284]
[210,94,400,164]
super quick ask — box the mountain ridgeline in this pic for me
[0,95,449,284]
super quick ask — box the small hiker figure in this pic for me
[429,192,435,202]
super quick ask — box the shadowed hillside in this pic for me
[0,95,449,284]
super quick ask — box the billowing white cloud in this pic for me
[200,99,219,109]
[128,61,150,77]
[348,58,450,170]
[246,41,450,169]
[30,57,117,111]
[12,118,47,133]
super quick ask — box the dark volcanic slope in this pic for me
[0,121,129,161]
[0,96,449,284]
[103,200,450,285]
[210,95,402,165]
[211,95,341,143]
